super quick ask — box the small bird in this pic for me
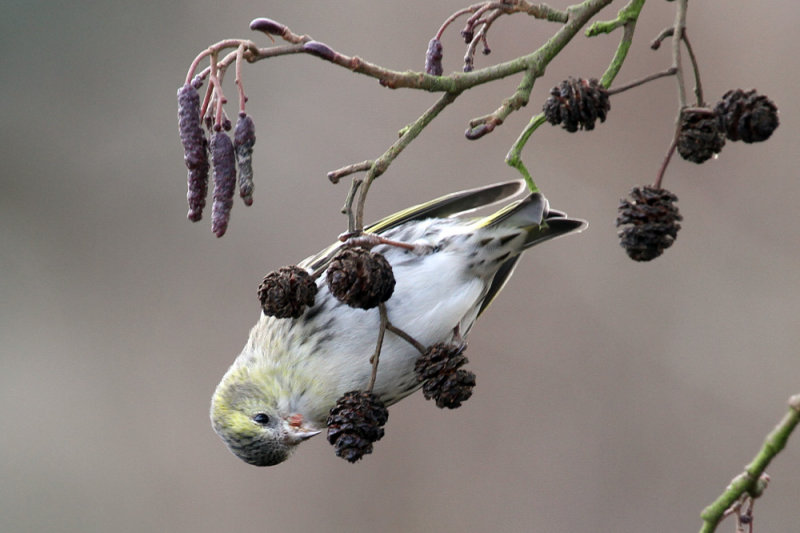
[211,180,586,466]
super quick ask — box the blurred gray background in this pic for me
[2,1,798,532]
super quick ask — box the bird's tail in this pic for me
[473,192,587,248]
[473,192,586,317]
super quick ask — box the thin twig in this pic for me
[681,31,704,106]
[654,134,678,190]
[736,495,755,533]
[598,0,645,88]
[505,112,546,193]
[440,0,568,43]
[671,0,689,109]
[185,39,260,84]
[647,0,691,193]
[650,26,674,50]
[354,91,459,231]
[437,5,477,40]
[199,76,215,123]
[586,0,644,36]
[481,32,491,55]
[465,61,538,138]
[344,234,419,252]
[208,51,227,128]
[721,495,744,519]
[385,322,427,355]
[607,67,677,96]
[650,0,690,192]
[366,303,389,392]
[235,44,248,114]
[463,7,503,72]
[328,160,373,184]
[342,178,362,231]
[466,3,494,29]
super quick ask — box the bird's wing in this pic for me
[367,180,525,234]
[300,180,526,271]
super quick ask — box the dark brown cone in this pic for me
[432,369,476,409]
[326,248,395,309]
[234,113,256,206]
[258,266,318,319]
[415,343,476,409]
[715,89,779,143]
[676,108,725,163]
[543,77,610,132]
[326,391,389,463]
[616,186,682,262]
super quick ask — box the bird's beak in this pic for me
[283,413,321,443]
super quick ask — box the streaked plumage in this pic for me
[211,180,586,466]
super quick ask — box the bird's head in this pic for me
[210,365,321,466]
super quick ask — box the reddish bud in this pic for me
[249,17,287,36]
[465,121,495,140]
[463,57,474,73]
[303,41,336,62]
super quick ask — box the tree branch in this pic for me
[506,0,643,192]
[353,91,460,231]
[699,394,800,533]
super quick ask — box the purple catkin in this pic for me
[186,137,209,222]
[234,114,256,206]
[177,83,210,221]
[425,38,443,76]
[210,131,236,237]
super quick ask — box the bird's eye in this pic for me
[252,413,270,425]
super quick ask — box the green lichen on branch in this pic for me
[585,0,646,36]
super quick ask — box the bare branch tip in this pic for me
[789,394,800,411]
[465,122,494,140]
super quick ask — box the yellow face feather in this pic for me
[210,362,312,466]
